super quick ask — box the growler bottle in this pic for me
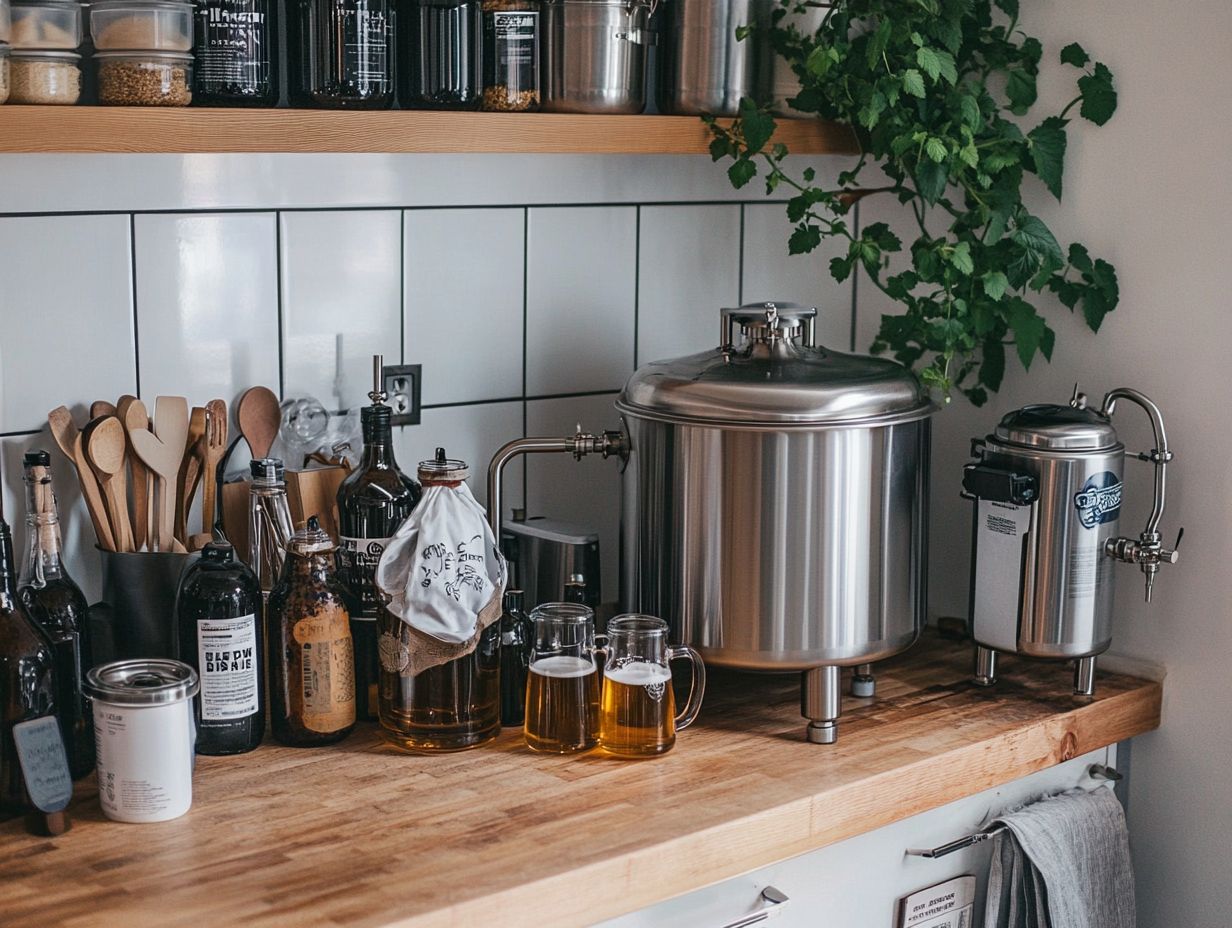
[175,541,265,755]
[268,517,356,746]
[0,516,58,818]
[336,356,421,721]
[17,451,94,780]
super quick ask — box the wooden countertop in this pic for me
[0,634,1161,928]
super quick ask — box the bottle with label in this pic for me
[267,517,357,746]
[194,0,279,106]
[498,588,530,726]
[480,0,540,112]
[0,516,59,819]
[402,0,482,109]
[336,356,421,721]
[16,451,94,780]
[290,0,395,108]
[175,541,265,755]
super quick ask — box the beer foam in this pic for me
[605,663,672,686]
[529,655,596,678]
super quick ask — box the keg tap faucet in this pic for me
[1079,385,1181,602]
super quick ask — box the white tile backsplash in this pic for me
[404,208,524,405]
[526,206,637,396]
[0,214,136,433]
[637,204,742,365]
[280,210,402,411]
[134,213,280,411]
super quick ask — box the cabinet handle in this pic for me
[716,886,790,928]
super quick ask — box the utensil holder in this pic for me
[94,549,195,661]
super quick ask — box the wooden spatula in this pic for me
[83,416,134,554]
[117,395,152,552]
[129,396,189,554]
[90,400,118,420]
[237,386,280,460]
[47,406,116,551]
[202,399,228,536]
[176,406,207,546]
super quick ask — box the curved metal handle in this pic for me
[667,645,706,730]
[716,886,790,928]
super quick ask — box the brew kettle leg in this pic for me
[802,666,841,744]
[973,646,999,687]
[1074,656,1098,697]
[851,663,876,698]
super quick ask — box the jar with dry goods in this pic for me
[193,0,278,106]
[481,0,539,112]
[88,0,192,51]
[9,0,82,50]
[290,0,393,109]
[9,49,79,103]
[95,50,192,105]
[0,46,10,104]
[1,0,11,44]
[401,0,481,110]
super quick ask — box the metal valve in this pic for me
[566,425,629,461]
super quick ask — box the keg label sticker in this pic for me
[295,610,357,733]
[12,717,73,813]
[1074,472,1122,529]
[899,875,975,928]
[338,535,393,620]
[197,615,260,721]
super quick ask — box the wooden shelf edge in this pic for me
[0,106,859,155]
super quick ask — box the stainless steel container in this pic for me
[617,303,934,743]
[658,0,771,116]
[964,387,1179,696]
[501,514,601,609]
[542,0,655,114]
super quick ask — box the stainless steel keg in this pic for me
[657,0,772,116]
[542,0,656,114]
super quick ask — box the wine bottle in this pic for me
[16,451,94,780]
[336,355,421,720]
[498,589,531,726]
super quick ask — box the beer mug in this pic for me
[524,603,601,754]
[599,615,705,757]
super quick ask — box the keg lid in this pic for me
[85,659,199,706]
[994,404,1120,451]
[617,302,933,428]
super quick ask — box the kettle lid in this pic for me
[994,404,1121,451]
[617,302,933,428]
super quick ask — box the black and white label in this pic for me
[13,716,73,814]
[899,876,975,928]
[197,0,270,89]
[339,535,392,619]
[197,615,259,721]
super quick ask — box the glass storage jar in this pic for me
[290,0,393,109]
[0,46,10,104]
[193,0,278,106]
[480,0,539,112]
[0,0,11,44]
[9,48,79,101]
[10,0,81,49]
[95,50,192,104]
[401,0,481,110]
[89,0,191,51]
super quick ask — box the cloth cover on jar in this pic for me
[374,481,506,676]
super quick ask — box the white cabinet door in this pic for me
[597,746,1119,928]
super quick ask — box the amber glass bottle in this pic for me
[16,451,93,780]
[267,517,356,746]
[336,364,421,721]
[0,517,58,818]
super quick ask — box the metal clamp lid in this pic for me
[418,446,469,483]
[722,302,817,350]
[287,514,336,555]
[85,659,199,706]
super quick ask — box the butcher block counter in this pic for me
[0,633,1161,928]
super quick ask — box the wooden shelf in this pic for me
[0,105,858,154]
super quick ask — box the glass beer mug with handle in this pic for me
[599,615,705,757]
[524,603,601,754]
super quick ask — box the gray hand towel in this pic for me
[983,787,1136,928]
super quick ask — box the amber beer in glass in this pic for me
[523,603,600,754]
[598,615,705,757]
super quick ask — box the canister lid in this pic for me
[418,446,468,483]
[287,515,335,555]
[85,659,199,705]
[617,302,933,428]
[994,404,1120,451]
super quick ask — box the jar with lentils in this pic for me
[95,50,192,105]
[480,0,539,112]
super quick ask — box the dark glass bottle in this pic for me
[268,517,357,746]
[290,0,395,108]
[498,588,530,726]
[194,0,279,106]
[336,362,421,721]
[480,0,540,112]
[1,517,58,819]
[402,0,481,109]
[16,451,93,781]
[175,541,265,755]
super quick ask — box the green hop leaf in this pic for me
[1006,298,1047,369]
[1028,116,1068,200]
[1060,42,1090,68]
[994,0,1019,16]
[738,100,777,154]
[979,338,1006,392]
[949,241,975,275]
[728,159,757,189]
[916,47,958,85]
[789,223,822,255]
[830,255,854,283]
[982,271,1009,300]
[1005,69,1037,114]
[1078,62,1118,126]
[903,69,926,98]
[925,136,948,163]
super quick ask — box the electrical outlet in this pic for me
[383,364,422,426]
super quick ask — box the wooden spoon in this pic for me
[117,396,152,552]
[90,400,118,420]
[176,406,207,546]
[83,416,134,554]
[236,386,280,460]
[47,406,115,551]
[201,399,228,536]
[130,396,189,554]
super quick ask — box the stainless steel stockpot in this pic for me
[657,0,772,116]
[616,303,934,743]
[542,0,656,114]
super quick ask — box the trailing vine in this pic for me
[706,0,1119,404]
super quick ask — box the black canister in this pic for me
[402,0,482,109]
[194,0,279,106]
[175,541,265,755]
[498,589,531,726]
[290,0,395,108]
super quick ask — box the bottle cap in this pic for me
[250,457,285,483]
[287,515,336,555]
[503,588,524,613]
[417,446,469,483]
[200,540,235,564]
[23,450,51,468]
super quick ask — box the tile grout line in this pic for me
[399,210,407,367]
[521,206,529,511]
[275,212,286,398]
[129,213,141,397]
